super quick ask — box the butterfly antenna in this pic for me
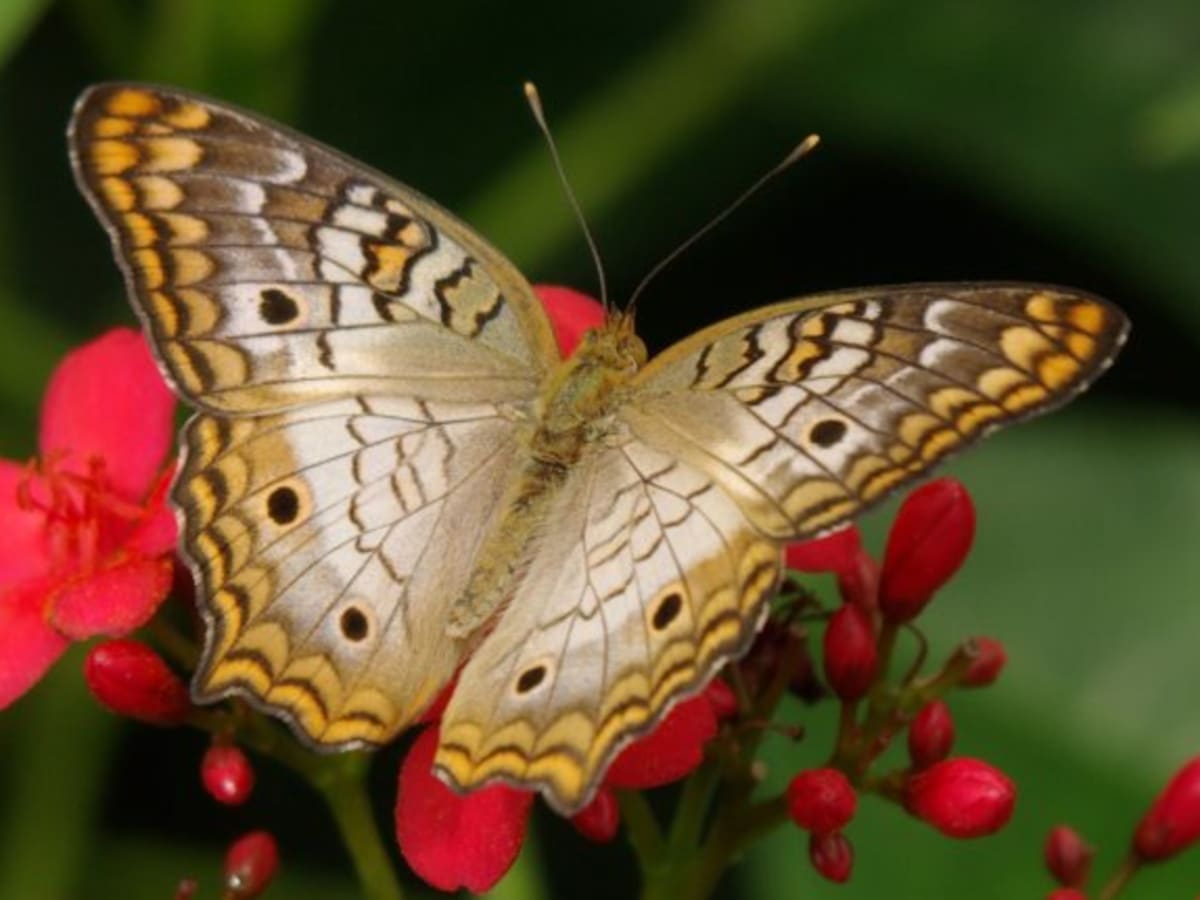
[524,82,609,312]
[626,134,821,315]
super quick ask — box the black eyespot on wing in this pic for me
[810,419,847,447]
[267,486,300,524]
[652,592,683,630]
[515,665,547,694]
[259,288,299,325]
[340,607,369,642]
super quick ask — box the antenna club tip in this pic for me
[523,81,540,100]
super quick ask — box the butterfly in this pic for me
[68,83,1128,814]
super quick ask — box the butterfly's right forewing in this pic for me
[622,284,1128,540]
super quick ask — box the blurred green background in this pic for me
[1,0,1198,897]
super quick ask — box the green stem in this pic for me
[620,789,667,871]
[314,758,406,900]
[1096,854,1139,900]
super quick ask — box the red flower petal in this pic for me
[0,461,52,585]
[571,786,620,843]
[38,328,175,501]
[604,694,717,789]
[84,638,191,725]
[396,726,533,893]
[48,554,174,639]
[0,578,69,709]
[785,526,862,575]
[879,479,975,622]
[533,285,606,358]
[124,467,178,558]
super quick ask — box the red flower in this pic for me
[0,328,177,708]
[808,831,853,883]
[223,830,279,899]
[879,478,975,622]
[908,700,955,769]
[533,284,607,357]
[904,757,1015,838]
[1044,824,1093,888]
[1133,754,1200,861]
[84,638,191,725]
[787,768,857,834]
[823,604,878,702]
[786,526,862,575]
[1046,890,1088,900]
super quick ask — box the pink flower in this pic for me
[0,328,177,708]
[960,636,1008,687]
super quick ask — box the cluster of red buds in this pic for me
[776,478,1015,882]
[1043,755,1200,898]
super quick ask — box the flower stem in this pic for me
[1096,853,1139,900]
[312,755,406,900]
[620,789,667,870]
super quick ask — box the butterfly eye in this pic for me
[809,418,848,448]
[258,288,302,326]
[651,591,684,630]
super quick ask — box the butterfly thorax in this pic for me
[530,312,648,465]
[446,313,647,639]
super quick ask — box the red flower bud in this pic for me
[823,604,877,702]
[1133,754,1200,861]
[808,831,853,883]
[201,744,256,806]
[83,639,191,725]
[571,787,620,844]
[837,546,880,611]
[1046,890,1088,900]
[904,757,1015,838]
[961,636,1007,687]
[879,478,975,622]
[705,678,739,720]
[1044,824,1093,887]
[787,768,857,834]
[786,526,862,574]
[908,700,955,769]
[223,830,279,899]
